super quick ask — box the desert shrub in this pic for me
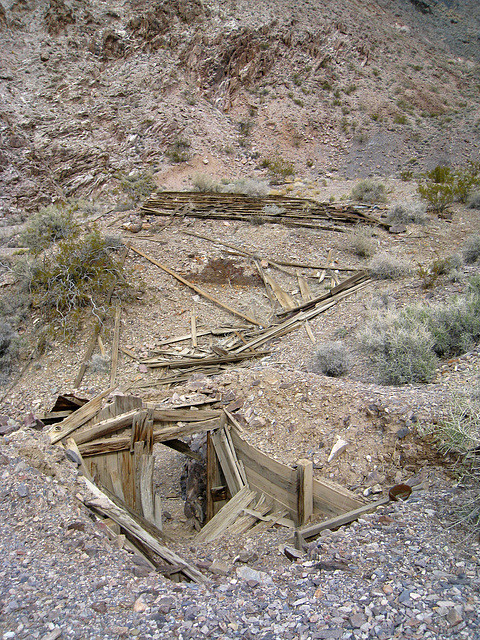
[462,234,480,264]
[467,191,480,209]
[348,226,376,258]
[368,253,409,279]
[386,201,427,225]
[360,309,437,385]
[89,354,111,373]
[314,341,350,377]
[20,206,79,255]
[360,280,480,384]
[351,179,387,203]
[166,138,191,163]
[0,320,20,386]
[428,296,480,357]
[430,392,480,530]
[191,173,221,193]
[220,178,270,197]
[260,155,295,183]
[118,171,156,199]
[25,230,127,331]
[417,165,455,213]
[417,255,462,288]
[416,164,480,212]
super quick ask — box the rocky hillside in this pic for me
[0,0,479,217]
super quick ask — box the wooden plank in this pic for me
[129,244,261,326]
[254,258,277,312]
[190,310,197,348]
[196,485,257,543]
[277,271,370,317]
[110,304,121,387]
[226,494,273,536]
[296,459,313,526]
[312,477,363,517]
[298,496,391,543]
[160,439,202,460]
[49,388,115,444]
[73,410,138,445]
[230,428,298,516]
[210,428,245,496]
[78,415,225,457]
[98,335,106,357]
[262,271,296,311]
[154,493,163,531]
[108,454,125,502]
[153,408,221,422]
[143,351,270,369]
[139,454,155,523]
[82,478,207,583]
[298,273,313,301]
[74,246,128,388]
[64,437,93,481]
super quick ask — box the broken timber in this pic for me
[141,192,388,229]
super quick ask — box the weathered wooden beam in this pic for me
[110,304,121,387]
[73,409,138,445]
[296,497,391,547]
[82,478,207,583]
[296,459,313,526]
[78,415,225,457]
[196,485,257,543]
[49,388,115,444]
[128,244,261,326]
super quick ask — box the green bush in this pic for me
[118,171,156,199]
[431,392,480,530]
[166,138,191,163]
[260,155,295,183]
[220,178,270,197]
[360,280,480,385]
[417,163,480,212]
[368,253,409,279]
[26,230,126,331]
[20,206,79,255]
[191,173,221,192]
[417,255,462,288]
[314,341,350,377]
[351,179,387,203]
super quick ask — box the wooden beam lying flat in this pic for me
[129,244,260,326]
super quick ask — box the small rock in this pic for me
[17,483,29,498]
[0,453,8,465]
[92,601,107,613]
[156,596,175,614]
[133,597,147,612]
[327,437,349,463]
[209,560,230,576]
[236,566,273,585]
[446,607,463,626]
[350,613,366,628]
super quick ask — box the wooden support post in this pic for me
[296,459,313,527]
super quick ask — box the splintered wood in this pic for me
[48,390,366,580]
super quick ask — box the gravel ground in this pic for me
[1,428,479,640]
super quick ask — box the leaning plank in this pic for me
[210,428,245,496]
[297,496,391,544]
[74,246,128,388]
[78,415,226,457]
[49,388,115,444]
[73,409,138,445]
[226,494,273,536]
[262,271,296,311]
[110,304,121,387]
[196,486,257,543]
[277,271,370,317]
[152,408,222,422]
[160,439,202,461]
[82,478,207,583]
[65,437,93,482]
[129,244,260,326]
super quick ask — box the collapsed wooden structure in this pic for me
[48,391,363,583]
[141,191,388,231]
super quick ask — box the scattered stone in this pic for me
[236,566,273,585]
[16,483,29,498]
[446,607,463,626]
[209,560,231,576]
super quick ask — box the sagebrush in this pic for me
[348,226,376,258]
[386,201,426,225]
[368,254,409,279]
[314,341,350,377]
[351,179,387,203]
